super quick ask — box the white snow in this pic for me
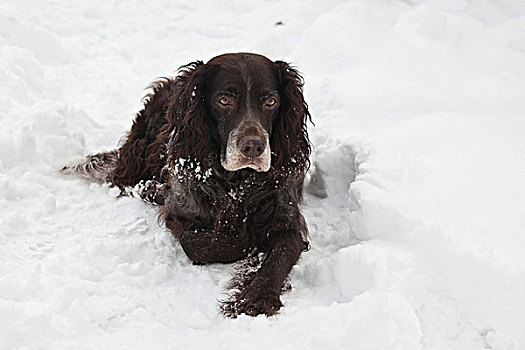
[1,0,525,349]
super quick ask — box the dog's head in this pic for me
[206,54,278,172]
[168,53,310,174]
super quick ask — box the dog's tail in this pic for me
[59,150,119,183]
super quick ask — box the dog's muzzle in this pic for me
[221,122,271,172]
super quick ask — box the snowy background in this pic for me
[1,0,525,349]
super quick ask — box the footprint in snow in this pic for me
[123,218,149,235]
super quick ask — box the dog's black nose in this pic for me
[239,136,265,158]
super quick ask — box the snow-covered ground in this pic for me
[1,0,525,349]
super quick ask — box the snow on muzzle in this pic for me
[221,121,271,172]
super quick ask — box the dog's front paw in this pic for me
[235,289,283,317]
[136,180,165,205]
[227,283,283,316]
[221,287,282,318]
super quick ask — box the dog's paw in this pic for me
[236,292,283,317]
[222,286,282,318]
[135,180,165,205]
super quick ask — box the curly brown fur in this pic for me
[61,53,311,317]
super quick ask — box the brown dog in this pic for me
[61,53,311,317]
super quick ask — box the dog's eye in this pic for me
[265,97,277,107]
[219,96,233,106]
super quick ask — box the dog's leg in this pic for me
[178,229,249,264]
[232,225,306,317]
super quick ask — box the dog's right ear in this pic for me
[167,61,216,165]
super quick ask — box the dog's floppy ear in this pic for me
[166,61,216,166]
[272,61,311,173]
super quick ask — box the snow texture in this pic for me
[1,0,525,349]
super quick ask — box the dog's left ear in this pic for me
[272,61,311,172]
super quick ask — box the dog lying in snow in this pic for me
[61,53,311,317]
